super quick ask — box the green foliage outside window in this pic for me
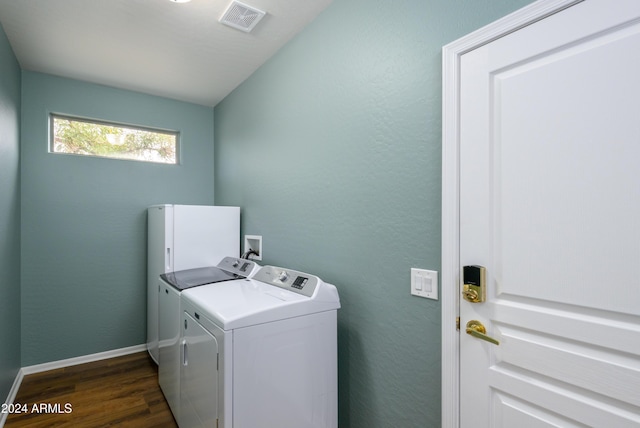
[51,115,178,164]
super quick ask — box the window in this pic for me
[50,114,178,164]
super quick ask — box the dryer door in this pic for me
[181,311,218,428]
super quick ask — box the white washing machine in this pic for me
[158,256,260,424]
[179,265,340,428]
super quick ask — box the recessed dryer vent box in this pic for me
[244,235,262,261]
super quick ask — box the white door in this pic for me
[459,0,640,426]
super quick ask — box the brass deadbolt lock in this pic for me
[462,265,486,303]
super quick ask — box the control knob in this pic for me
[277,270,289,282]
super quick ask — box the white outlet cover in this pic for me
[411,268,438,300]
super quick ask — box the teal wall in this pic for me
[214,0,532,426]
[0,23,21,401]
[20,72,215,366]
[4,0,535,422]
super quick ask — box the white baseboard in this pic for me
[21,343,147,375]
[1,344,147,427]
[0,369,24,428]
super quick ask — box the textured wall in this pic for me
[214,0,532,426]
[0,22,21,401]
[20,72,215,366]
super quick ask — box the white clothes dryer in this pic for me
[179,265,340,428]
[158,256,260,424]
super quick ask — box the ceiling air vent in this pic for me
[219,1,266,33]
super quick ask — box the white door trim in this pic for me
[440,1,582,426]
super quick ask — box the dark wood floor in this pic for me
[5,351,178,427]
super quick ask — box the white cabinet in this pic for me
[159,281,181,421]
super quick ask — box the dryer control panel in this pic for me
[253,266,319,298]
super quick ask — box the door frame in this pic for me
[440,1,581,426]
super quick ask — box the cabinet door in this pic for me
[173,205,240,271]
[158,283,180,419]
[181,311,218,428]
[147,205,173,363]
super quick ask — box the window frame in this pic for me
[49,113,180,164]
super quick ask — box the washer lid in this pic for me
[161,266,238,291]
[181,266,340,330]
[161,257,261,291]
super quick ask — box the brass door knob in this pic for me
[465,320,500,345]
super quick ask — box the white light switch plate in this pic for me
[411,268,438,300]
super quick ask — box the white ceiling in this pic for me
[0,0,332,107]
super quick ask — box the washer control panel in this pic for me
[253,266,319,298]
[217,256,258,277]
